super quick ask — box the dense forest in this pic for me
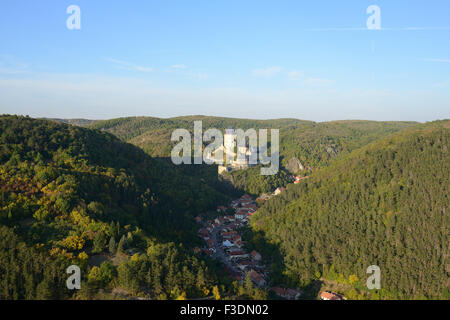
[86,116,418,198]
[2,115,447,300]
[88,116,416,172]
[0,115,237,299]
[250,121,449,299]
[221,165,292,196]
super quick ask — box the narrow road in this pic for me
[211,224,239,273]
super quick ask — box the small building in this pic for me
[222,240,233,247]
[236,260,252,271]
[285,289,302,300]
[249,270,266,287]
[203,248,215,256]
[214,217,225,225]
[198,228,210,238]
[270,287,302,300]
[320,291,343,300]
[235,212,246,220]
[229,251,249,260]
[206,239,214,248]
[234,240,243,248]
[231,235,241,243]
[251,250,262,261]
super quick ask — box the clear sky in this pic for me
[0,0,449,121]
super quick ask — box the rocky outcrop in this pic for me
[285,157,304,173]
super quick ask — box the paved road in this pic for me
[211,224,240,274]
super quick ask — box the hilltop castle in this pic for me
[218,128,257,175]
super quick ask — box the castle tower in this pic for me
[224,127,236,164]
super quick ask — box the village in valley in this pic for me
[194,175,318,301]
[194,172,345,301]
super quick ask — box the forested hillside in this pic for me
[250,120,449,299]
[3,115,443,300]
[89,116,417,172]
[0,115,230,299]
[87,116,417,197]
[221,165,292,196]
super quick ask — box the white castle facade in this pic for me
[218,128,257,174]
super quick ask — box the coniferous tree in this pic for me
[109,237,116,254]
[117,235,126,254]
[93,233,105,254]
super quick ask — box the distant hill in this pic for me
[88,116,418,172]
[250,120,450,299]
[85,116,418,195]
[42,118,98,127]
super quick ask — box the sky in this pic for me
[0,0,449,122]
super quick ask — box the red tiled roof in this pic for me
[251,250,260,257]
[230,251,246,256]
[320,292,341,300]
[286,289,301,297]
[250,270,263,282]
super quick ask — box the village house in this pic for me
[198,228,210,240]
[285,289,302,300]
[206,239,214,248]
[231,235,241,243]
[222,240,233,247]
[270,287,302,300]
[234,240,243,248]
[230,200,239,208]
[251,250,262,262]
[256,194,271,202]
[274,187,285,195]
[235,212,246,220]
[236,260,252,271]
[222,231,236,240]
[229,251,249,260]
[249,270,266,287]
[320,291,343,300]
[225,215,235,222]
[203,248,215,256]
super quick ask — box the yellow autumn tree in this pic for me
[88,266,101,282]
[212,285,221,300]
[175,292,187,300]
[78,251,88,261]
[61,235,85,250]
[349,274,359,285]
[130,253,140,262]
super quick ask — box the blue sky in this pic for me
[0,0,449,121]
